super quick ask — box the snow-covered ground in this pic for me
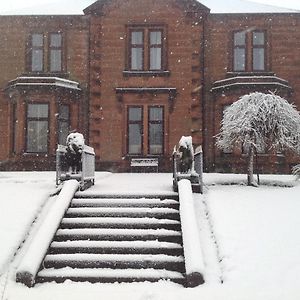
[0,171,300,299]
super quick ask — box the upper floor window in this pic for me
[233,30,266,72]
[128,26,165,72]
[28,32,63,73]
[149,30,162,70]
[49,33,63,72]
[252,31,265,71]
[233,31,246,71]
[31,34,44,72]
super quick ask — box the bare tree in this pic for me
[216,92,300,186]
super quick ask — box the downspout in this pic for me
[200,12,208,171]
[87,14,92,145]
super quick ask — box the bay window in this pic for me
[26,103,49,153]
[58,104,70,145]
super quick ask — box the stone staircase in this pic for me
[36,194,186,285]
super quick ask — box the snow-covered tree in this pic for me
[292,164,300,180]
[216,92,300,186]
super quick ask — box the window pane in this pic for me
[131,31,143,44]
[253,48,265,70]
[149,107,163,121]
[128,124,142,154]
[12,103,18,154]
[32,49,43,71]
[234,48,245,71]
[59,105,69,120]
[28,104,48,118]
[150,48,161,70]
[150,31,162,45]
[32,34,43,47]
[58,121,69,145]
[131,48,143,70]
[253,32,264,46]
[50,33,62,47]
[234,32,245,46]
[129,107,142,121]
[50,49,62,72]
[149,123,163,154]
[58,105,70,145]
[27,120,48,153]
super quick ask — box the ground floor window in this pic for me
[26,103,49,153]
[11,102,18,154]
[58,104,70,145]
[148,106,163,154]
[127,105,164,156]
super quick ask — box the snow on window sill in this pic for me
[22,152,49,157]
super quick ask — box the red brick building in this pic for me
[0,0,299,173]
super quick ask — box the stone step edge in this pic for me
[37,267,184,279]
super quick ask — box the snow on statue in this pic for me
[65,132,85,174]
[216,92,300,186]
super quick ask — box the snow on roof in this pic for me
[200,0,298,13]
[0,0,298,15]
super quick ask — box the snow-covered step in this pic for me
[65,206,180,220]
[49,240,183,255]
[71,198,179,209]
[60,216,181,230]
[43,253,185,272]
[36,194,186,285]
[74,193,179,200]
[36,267,185,284]
[54,228,182,243]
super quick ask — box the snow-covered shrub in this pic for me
[216,92,300,185]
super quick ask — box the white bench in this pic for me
[130,158,159,172]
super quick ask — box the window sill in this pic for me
[22,72,69,79]
[123,70,170,77]
[226,71,275,78]
[23,152,49,156]
[126,154,163,158]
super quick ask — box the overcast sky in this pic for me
[0,0,299,13]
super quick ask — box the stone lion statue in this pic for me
[177,136,194,173]
[65,132,85,174]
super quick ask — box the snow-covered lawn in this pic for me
[206,185,300,288]
[0,172,56,276]
[1,172,300,299]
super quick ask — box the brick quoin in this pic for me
[0,0,299,173]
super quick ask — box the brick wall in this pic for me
[204,13,300,172]
[88,0,206,171]
[0,16,90,170]
[0,2,300,173]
